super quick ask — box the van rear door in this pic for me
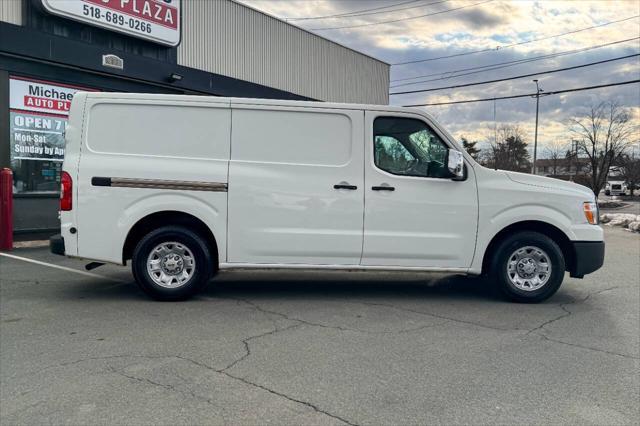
[227,105,364,265]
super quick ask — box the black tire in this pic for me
[132,226,214,301]
[489,231,565,303]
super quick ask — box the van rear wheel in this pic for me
[132,226,213,301]
[489,231,565,303]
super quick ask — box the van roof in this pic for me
[78,92,429,117]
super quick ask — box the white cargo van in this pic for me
[50,93,604,302]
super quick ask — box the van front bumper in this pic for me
[50,234,65,256]
[570,241,605,278]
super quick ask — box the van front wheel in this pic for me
[490,231,565,303]
[132,226,213,301]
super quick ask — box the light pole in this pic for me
[531,79,543,174]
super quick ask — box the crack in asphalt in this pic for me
[233,298,358,332]
[31,352,358,425]
[526,300,583,336]
[106,364,175,391]
[521,286,639,359]
[233,297,450,335]
[536,334,639,360]
[218,370,358,426]
[356,301,517,332]
[105,363,229,422]
[354,289,639,361]
[220,323,301,372]
[161,353,360,426]
[527,286,620,336]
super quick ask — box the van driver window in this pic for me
[373,117,450,178]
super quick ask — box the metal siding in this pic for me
[0,0,22,25]
[177,0,389,104]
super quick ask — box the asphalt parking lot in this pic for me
[1,227,638,425]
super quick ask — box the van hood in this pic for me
[503,171,594,200]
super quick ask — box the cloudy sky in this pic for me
[240,0,640,156]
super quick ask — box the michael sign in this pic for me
[24,84,75,114]
[9,78,81,116]
[40,0,181,47]
[9,77,97,162]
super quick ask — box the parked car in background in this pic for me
[604,180,630,196]
[50,93,605,303]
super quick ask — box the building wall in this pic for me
[1,0,390,104]
[0,0,22,25]
[177,0,389,104]
[1,0,390,235]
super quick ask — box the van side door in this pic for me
[361,111,478,268]
[227,106,364,265]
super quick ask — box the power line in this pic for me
[390,37,640,86]
[286,0,448,21]
[402,79,640,107]
[285,0,422,21]
[390,53,640,95]
[309,0,493,31]
[392,15,640,65]
[326,0,450,19]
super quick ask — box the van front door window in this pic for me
[373,117,449,178]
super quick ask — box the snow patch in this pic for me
[600,213,640,232]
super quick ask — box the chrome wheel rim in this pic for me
[146,242,196,288]
[506,246,552,292]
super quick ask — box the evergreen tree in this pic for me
[485,125,531,172]
[460,137,480,160]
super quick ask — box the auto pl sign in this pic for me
[40,0,181,47]
[9,77,97,162]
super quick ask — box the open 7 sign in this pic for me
[41,0,181,47]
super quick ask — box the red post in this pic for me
[0,168,13,251]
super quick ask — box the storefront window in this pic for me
[9,76,97,194]
[10,159,62,194]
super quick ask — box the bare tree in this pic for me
[617,154,640,195]
[568,102,638,196]
[543,140,569,176]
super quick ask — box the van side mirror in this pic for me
[447,149,465,180]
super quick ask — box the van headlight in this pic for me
[583,201,599,225]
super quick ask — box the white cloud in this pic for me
[240,0,640,154]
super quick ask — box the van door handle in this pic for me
[333,183,358,190]
[372,185,395,191]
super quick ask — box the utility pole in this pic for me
[569,139,578,182]
[531,79,543,174]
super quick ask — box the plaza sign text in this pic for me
[41,0,181,47]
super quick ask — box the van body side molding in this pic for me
[91,177,227,192]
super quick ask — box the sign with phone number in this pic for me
[40,0,181,47]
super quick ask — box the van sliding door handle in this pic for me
[372,185,395,191]
[333,183,358,190]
